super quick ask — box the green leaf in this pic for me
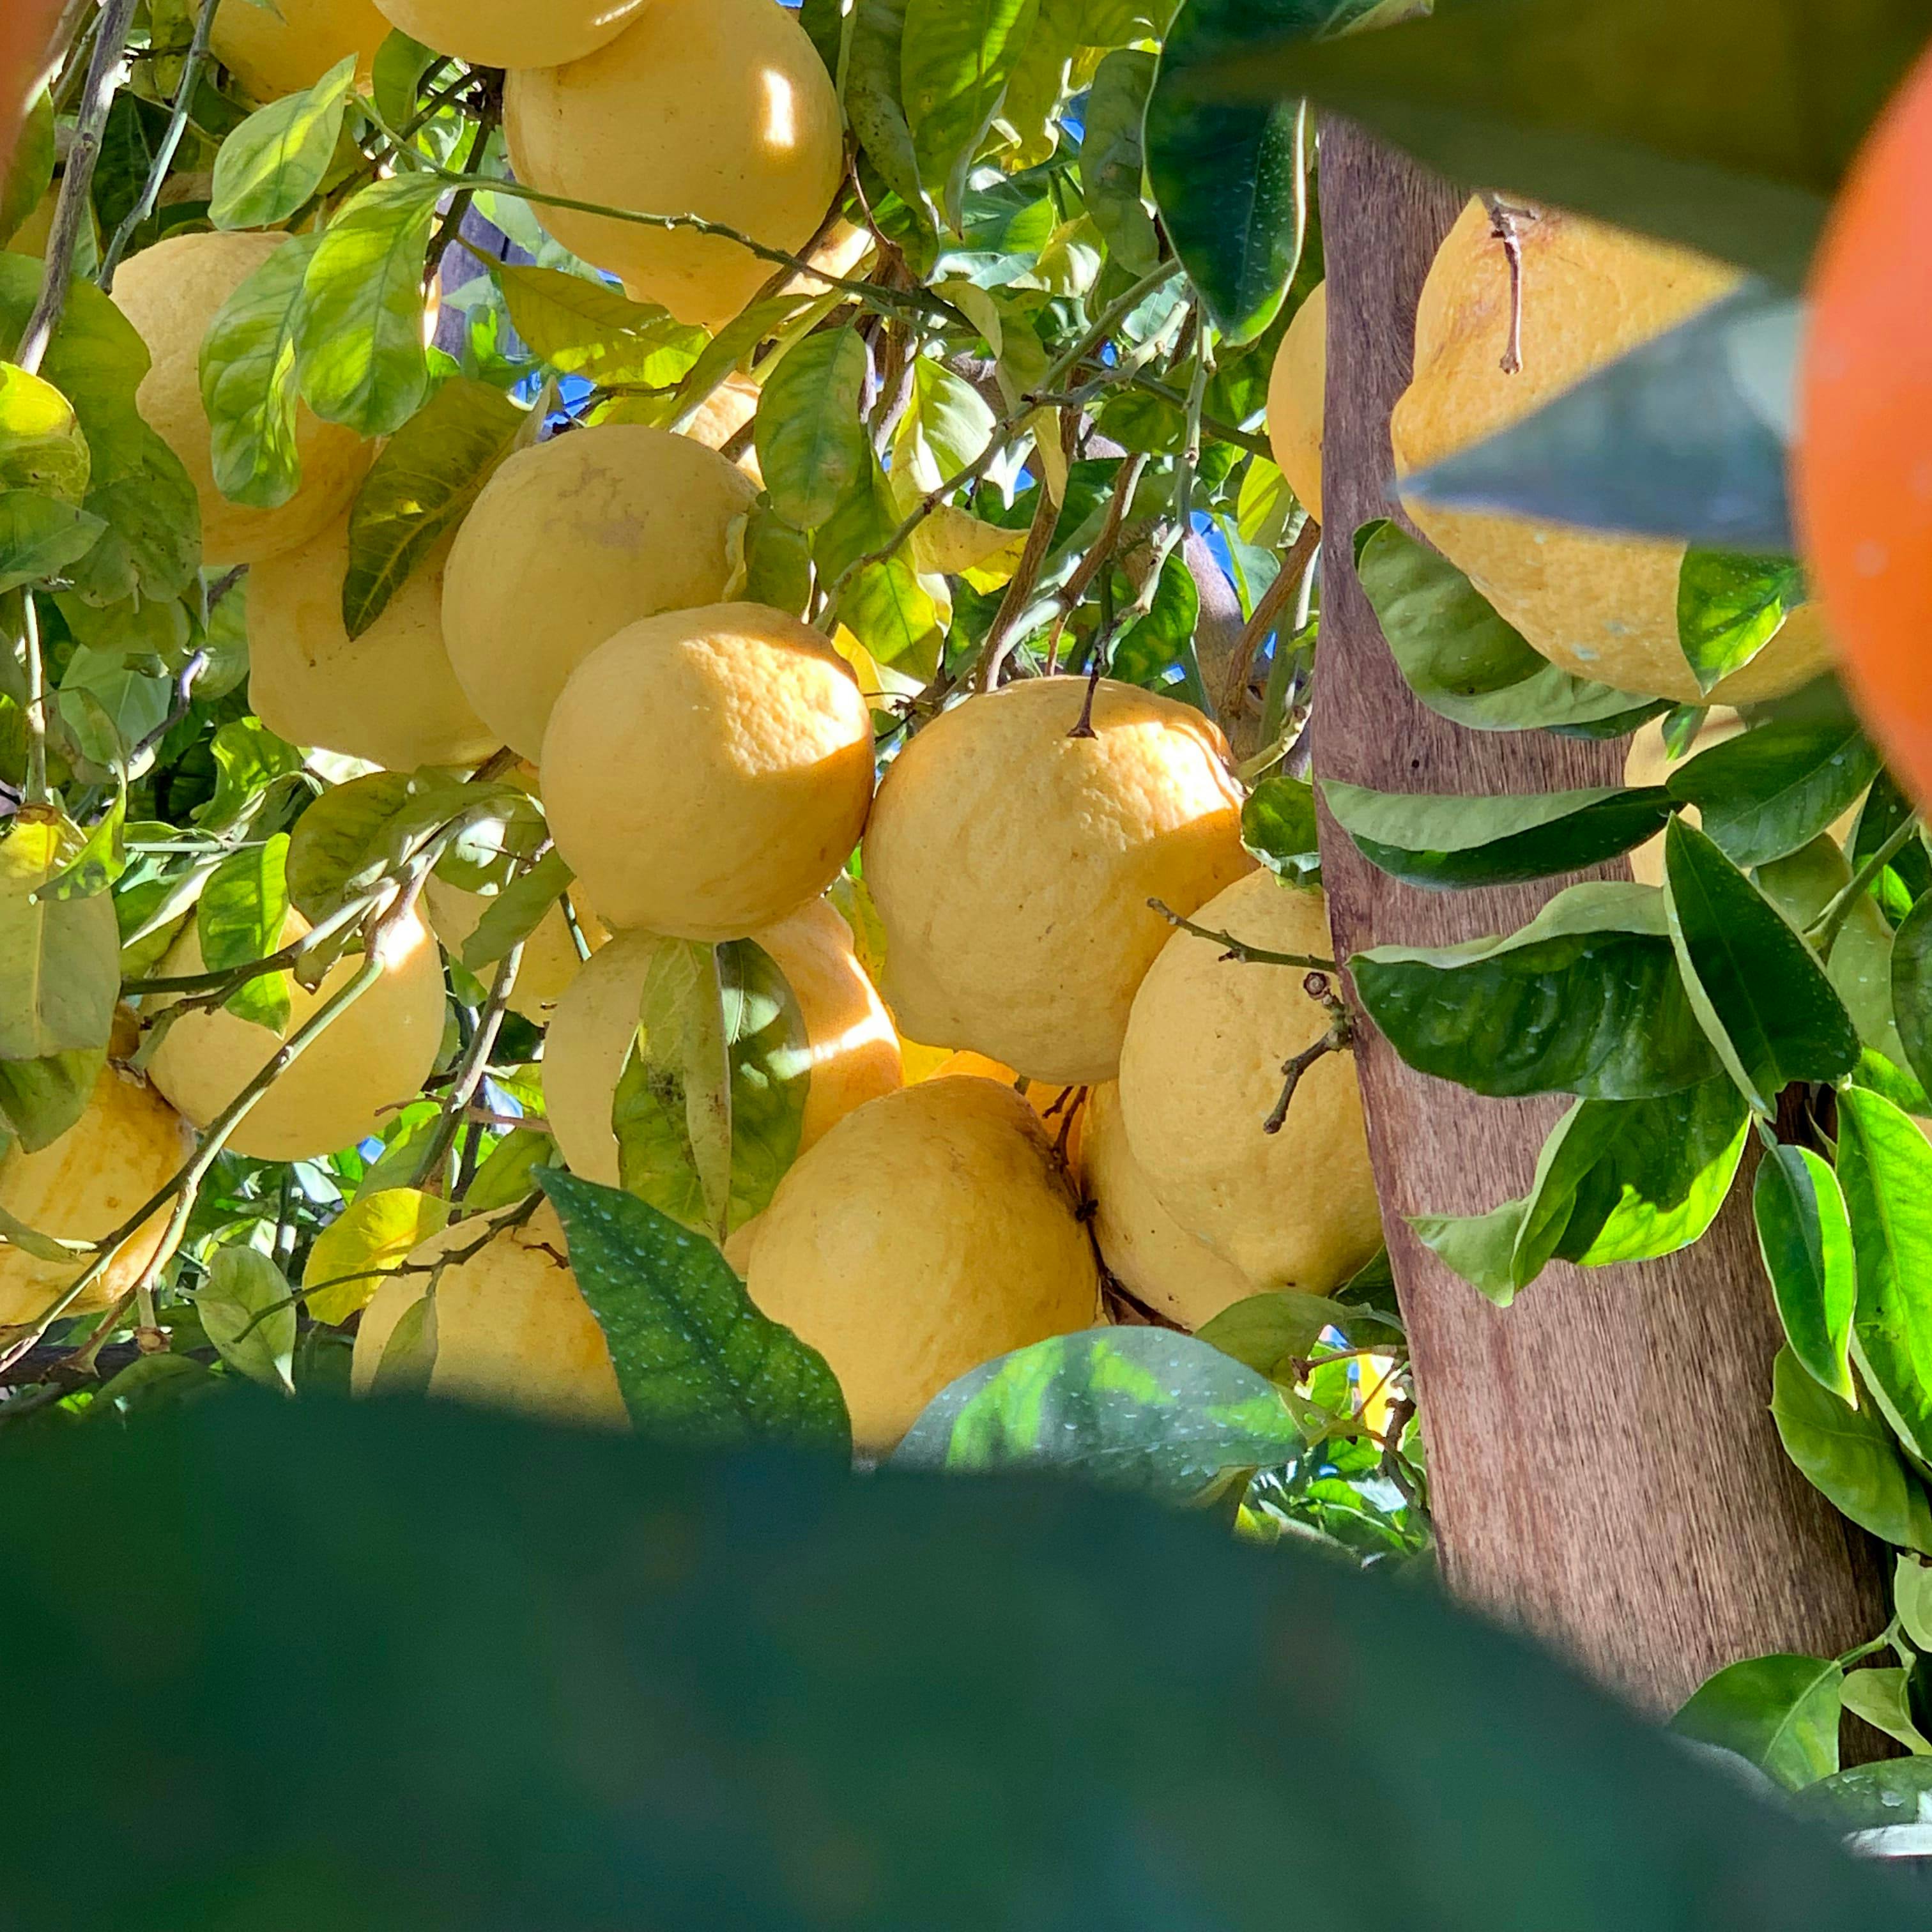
[817,452,944,675]
[296,175,441,437]
[193,716,306,832]
[369,1288,438,1396]
[755,327,872,533]
[1145,0,1319,344]
[1197,1290,1359,1382]
[1795,1758,1932,1834]
[0,363,91,503]
[0,489,105,592]
[197,1246,296,1395]
[800,0,845,75]
[539,1169,850,1455]
[1667,699,1880,869]
[0,90,54,249]
[461,1126,556,1213]
[1671,1654,1842,1792]
[371,28,441,132]
[0,815,119,1060]
[1772,1346,1932,1556]
[1080,50,1160,275]
[1661,816,1859,1114]
[1897,1554,1932,1655]
[1839,1667,1931,1755]
[1323,779,1671,891]
[302,1185,450,1326]
[1241,774,1320,880]
[739,498,813,618]
[210,53,358,230]
[1892,892,1932,1102]
[200,229,321,511]
[1353,519,1655,733]
[1181,0,1932,288]
[494,266,706,390]
[197,831,291,1033]
[285,768,483,923]
[341,374,524,639]
[1853,769,1932,910]
[847,0,929,224]
[1754,1145,1856,1404]
[1353,880,1721,1100]
[901,0,1043,229]
[0,1046,105,1153]
[1400,283,1799,556]
[1111,549,1205,703]
[891,1326,1303,1502]
[459,850,572,975]
[1676,550,1805,696]
[1837,1085,1932,1473]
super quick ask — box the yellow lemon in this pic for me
[203,0,388,99]
[745,1078,1101,1450]
[146,906,447,1163]
[928,1050,1086,1168]
[1266,281,1324,522]
[862,677,1250,1085]
[112,230,372,567]
[351,1202,627,1428]
[1393,198,1832,707]
[542,896,902,1190]
[371,0,646,70]
[247,521,496,772]
[441,422,755,760]
[503,0,843,328]
[541,602,875,940]
[1117,870,1380,1291]
[1080,1080,1250,1331]
[0,1065,195,1323]
[422,875,611,1022]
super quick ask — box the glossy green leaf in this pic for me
[197,831,291,1033]
[1353,881,1721,1100]
[847,0,929,224]
[200,229,321,510]
[1837,1086,1932,1473]
[210,54,357,229]
[197,1246,297,1395]
[1892,893,1932,1102]
[461,1126,556,1213]
[1667,702,1879,869]
[370,27,441,131]
[192,716,307,832]
[1196,1291,1359,1382]
[296,175,441,436]
[1754,1145,1856,1403]
[1400,282,1800,556]
[1661,816,1859,1114]
[1897,1554,1932,1654]
[1080,50,1160,275]
[1353,519,1655,733]
[0,815,119,1060]
[817,452,944,675]
[0,1046,105,1153]
[755,327,871,532]
[1324,779,1671,891]
[893,1327,1301,1502]
[0,363,91,503]
[285,769,483,923]
[494,266,705,389]
[901,0,1043,228]
[739,498,813,617]
[1771,1347,1932,1556]
[1146,0,1322,343]
[1676,551,1805,695]
[1242,774,1320,879]
[1111,549,1206,703]
[0,489,104,593]
[459,854,573,977]
[341,374,524,638]
[1670,1653,1842,1792]
[1839,1668,1930,1755]
[1179,0,1932,288]
[1795,1758,1932,1835]
[540,1170,849,1455]
[0,90,54,249]
[1852,769,1932,910]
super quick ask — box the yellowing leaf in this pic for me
[303,1187,451,1325]
[911,503,1028,581]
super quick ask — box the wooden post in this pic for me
[1310,122,1887,1711]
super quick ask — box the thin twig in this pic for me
[19,594,48,804]
[1221,518,1321,724]
[411,937,526,1194]
[1807,816,1920,956]
[1045,450,1148,675]
[1263,974,1354,1134]
[1482,194,1536,376]
[1147,898,1336,972]
[130,648,208,760]
[978,408,1077,691]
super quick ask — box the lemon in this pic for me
[202,0,388,99]
[423,876,611,1022]
[1266,282,1324,523]
[862,677,1250,1085]
[371,0,646,70]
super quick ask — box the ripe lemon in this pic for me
[1266,281,1324,522]
[745,1078,1102,1450]
[1080,1081,1250,1331]
[0,1065,194,1324]
[351,1202,627,1428]
[146,905,447,1163]
[422,876,611,1022]
[442,423,755,760]
[542,896,902,1191]
[541,602,875,940]
[1392,197,1831,706]
[928,1050,1085,1167]
[201,0,388,99]
[1117,870,1380,1291]
[112,230,371,567]
[247,521,496,772]
[370,0,646,70]
[862,677,1250,1085]
[503,0,843,329]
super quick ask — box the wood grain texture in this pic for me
[1310,121,1887,1712]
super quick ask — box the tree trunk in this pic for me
[1310,121,1888,1712]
